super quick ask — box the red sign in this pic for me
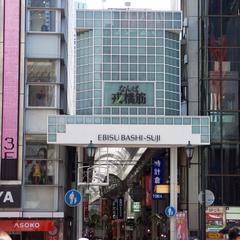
[0,220,54,232]
[175,211,188,239]
[207,213,224,221]
[145,175,152,207]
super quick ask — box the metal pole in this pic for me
[170,147,178,240]
[77,147,83,240]
[200,147,206,240]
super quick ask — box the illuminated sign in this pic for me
[1,0,20,164]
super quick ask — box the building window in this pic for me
[25,142,57,185]
[27,60,57,82]
[29,10,57,32]
[27,60,59,107]
[27,0,58,8]
[28,85,55,107]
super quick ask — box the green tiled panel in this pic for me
[183,118,191,125]
[201,135,209,143]
[165,117,173,124]
[174,118,182,125]
[192,118,200,125]
[48,134,56,142]
[192,126,200,134]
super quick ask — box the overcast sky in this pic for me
[77,0,177,10]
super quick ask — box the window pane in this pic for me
[29,10,56,32]
[223,144,240,174]
[27,0,58,8]
[25,160,56,185]
[29,85,55,107]
[26,142,57,159]
[222,112,239,141]
[223,176,240,206]
[27,60,57,82]
[24,186,56,210]
[207,145,221,174]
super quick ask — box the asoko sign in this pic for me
[0,220,54,232]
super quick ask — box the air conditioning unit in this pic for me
[184,54,188,64]
[183,17,188,27]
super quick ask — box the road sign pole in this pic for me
[170,147,178,240]
[77,147,84,240]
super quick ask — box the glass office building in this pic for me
[201,0,240,206]
[76,9,182,116]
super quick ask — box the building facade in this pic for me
[48,8,210,240]
[201,0,240,238]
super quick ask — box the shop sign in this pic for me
[83,201,89,222]
[132,202,141,213]
[207,232,224,239]
[175,211,188,239]
[112,200,117,220]
[1,0,20,163]
[145,175,152,207]
[0,185,21,208]
[206,207,225,233]
[117,197,124,219]
[0,220,54,232]
[152,157,164,199]
[104,82,154,106]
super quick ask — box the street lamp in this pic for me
[185,141,194,167]
[184,141,195,235]
[87,140,96,159]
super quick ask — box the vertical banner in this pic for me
[145,175,152,207]
[117,197,124,219]
[175,211,188,240]
[1,0,20,177]
[152,157,164,199]
[83,201,89,222]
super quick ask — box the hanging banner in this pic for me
[145,175,152,207]
[152,157,164,199]
[117,197,124,219]
[175,211,188,240]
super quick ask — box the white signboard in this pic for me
[54,124,205,146]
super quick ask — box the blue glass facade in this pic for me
[76,10,182,116]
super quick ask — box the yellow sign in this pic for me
[207,232,223,239]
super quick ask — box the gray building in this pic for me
[0,0,71,239]
[75,9,182,116]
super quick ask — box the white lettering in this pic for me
[0,192,3,197]
[14,222,40,229]
[3,191,13,203]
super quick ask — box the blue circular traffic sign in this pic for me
[165,206,176,217]
[64,189,81,207]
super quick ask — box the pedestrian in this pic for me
[228,227,240,240]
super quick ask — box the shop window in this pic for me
[28,85,55,107]
[26,142,56,159]
[25,160,56,185]
[27,60,58,83]
[25,142,57,185]
[29,10,56,32]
